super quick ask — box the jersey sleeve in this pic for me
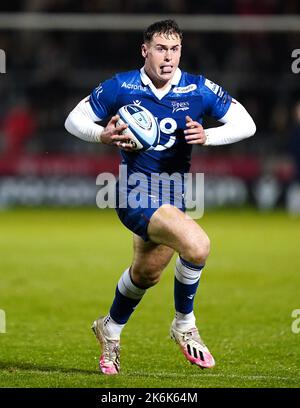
[201,77,232,120]
[89,77,119,120]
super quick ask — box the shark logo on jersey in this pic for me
[173,84,197,93]
[171,101,190,113]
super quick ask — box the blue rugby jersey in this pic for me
[89,68,232,176]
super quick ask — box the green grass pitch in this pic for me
[0,208,299,388]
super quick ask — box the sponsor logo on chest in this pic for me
[121,82,147,92]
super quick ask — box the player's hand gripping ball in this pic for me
[117,104,160,151]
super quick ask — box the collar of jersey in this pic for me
[140,67,182,100]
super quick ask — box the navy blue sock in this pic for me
[174,278,200,314]
[174,257,204,314]
[109,268,146,325]
[109,287,142,324]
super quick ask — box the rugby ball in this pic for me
[117,104,160,151]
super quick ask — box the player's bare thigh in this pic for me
[147,204,210,265]
[130,234,174,288]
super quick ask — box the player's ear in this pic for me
[141,44,148,58]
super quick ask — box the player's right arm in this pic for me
[64,98,132,148]
[64,77,133,150]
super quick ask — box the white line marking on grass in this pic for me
[129,371,299,383]
[2,366,298,385]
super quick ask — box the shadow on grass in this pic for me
[0,361,98,376]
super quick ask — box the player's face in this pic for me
[142,34,182,88]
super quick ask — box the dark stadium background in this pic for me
[0,0,299,212]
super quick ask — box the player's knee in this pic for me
[183,236,211,265]
[131,265,162,288]
[142,273,161,288]
[135,271,161,288]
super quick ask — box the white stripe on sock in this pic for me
[175,257,203,285]
[118,268,146,300]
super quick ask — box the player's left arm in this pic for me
[184,99,256,146]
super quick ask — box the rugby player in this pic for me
[65,19,256,375]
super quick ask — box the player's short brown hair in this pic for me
[143,19,183,43]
